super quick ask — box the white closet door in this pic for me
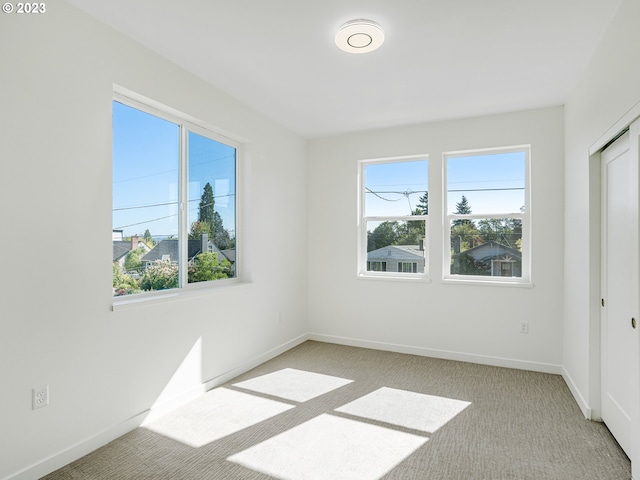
[601,125,640,459]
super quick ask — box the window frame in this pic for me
[443,145,531,286]
[112,90,241,306]
[357,155,429,281]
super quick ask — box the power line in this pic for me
[113,167,176,184]
[113,153,235,184]
[113,193,235,212]
[113,200,178,211]
[447,187,524,193]
[114,201,235,230]
[365,188,426,202]
[115,213,177,230]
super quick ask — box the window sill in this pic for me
[111,279,251,311]
[442,277,533,288]
[357,273,432,283]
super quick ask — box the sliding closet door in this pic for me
[601,123,640,459]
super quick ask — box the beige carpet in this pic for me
[43,341,631,479]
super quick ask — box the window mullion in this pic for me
[179,124,189,288]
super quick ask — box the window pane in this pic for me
[187,131,237,283]
[365,160,428,217]
[447,151,525,215]
[366,220,426,274]
[450,218,522,277]
[112,101,180,296]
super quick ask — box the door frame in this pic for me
[590,113,640,477]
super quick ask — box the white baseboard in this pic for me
[4,411,146,480]
[4,333,309,480]
[8,333,589,480]
[308,333,564,375]
[204,333,309,390]
[560,366,592,420]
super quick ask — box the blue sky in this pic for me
[446,151,525,215]
[112,101,236,239]
[364,159,428,217]
[364,151,525,218]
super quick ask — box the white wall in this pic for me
[563,0,640,473]
[0,3,308,479]
[307,107,565,371]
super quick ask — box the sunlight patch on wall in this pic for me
[144,337,205,422]
[233,368,353,402]
[144,387,294,447]
[228,413,427,480]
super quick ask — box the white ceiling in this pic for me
[65,0,623,139]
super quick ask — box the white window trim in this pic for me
[442,145,531,286]
[357,155,430,281]
[112,89,243,307]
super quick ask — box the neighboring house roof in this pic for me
[112,240,151,263]
[367,244,425,261]
[455,241,521,261]
[142,239,232,264]
[113,241,132,262]
[221,248,236,263]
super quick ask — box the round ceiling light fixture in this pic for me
[335,19,385,54]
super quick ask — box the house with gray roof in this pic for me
[452,241,522,277]
[367,244,426,273]
[141,234,234,272]
[112,235,151,269]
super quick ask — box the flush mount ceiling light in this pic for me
[335,19,385,54]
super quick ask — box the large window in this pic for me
[444,147,529,283]
[112,95,238,298]
[359,157,428,278]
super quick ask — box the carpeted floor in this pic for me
[43,341,631,479]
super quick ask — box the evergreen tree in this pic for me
[189,220,212,240]
[198,182,215,225]
[450,195,478,251]
[195,182,232,249]
[452,195,473,227]
[416,191,428,215]
[213,212,231,250]
[143,228,154,247]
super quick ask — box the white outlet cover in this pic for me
[32,385,49,410]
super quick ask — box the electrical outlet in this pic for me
[32,385,49,410]
[520,321,529,334]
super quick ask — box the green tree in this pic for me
[140,259,178,291]
[213,212,232,250]
[123,246,145,273]
[195,182,233,249]
[112,263,141,296]
[198,182,215,225]
[477,218,521,248]
[397,218,424,246]
[416,191,428,215]
[451,252,491,276]
[189,220,212,240]
[451,222,479,252]
[188,252,230,283]
[367,221,400,251]
[450,196,478,251]
[452,195,473,227]
[143,229,155,247]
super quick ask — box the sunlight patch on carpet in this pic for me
[232,368,353,402]
[143,387,294,448]
[335,387,471,434]
[228,413,427,480]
